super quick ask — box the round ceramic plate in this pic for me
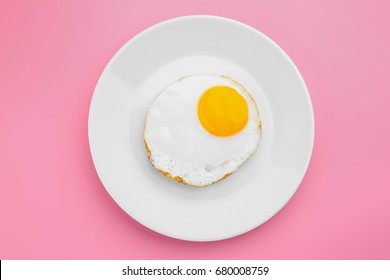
[89,16,314,241]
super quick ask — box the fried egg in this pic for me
[144,75,261,187]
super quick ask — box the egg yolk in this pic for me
[198,86,248,137]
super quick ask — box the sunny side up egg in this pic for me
[144,75,262,187]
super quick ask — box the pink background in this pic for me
[1,0,389,259]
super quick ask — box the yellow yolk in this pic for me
[198,86,248,137]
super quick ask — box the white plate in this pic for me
[89,16,314,241]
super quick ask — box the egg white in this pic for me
[144,75,261,187]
